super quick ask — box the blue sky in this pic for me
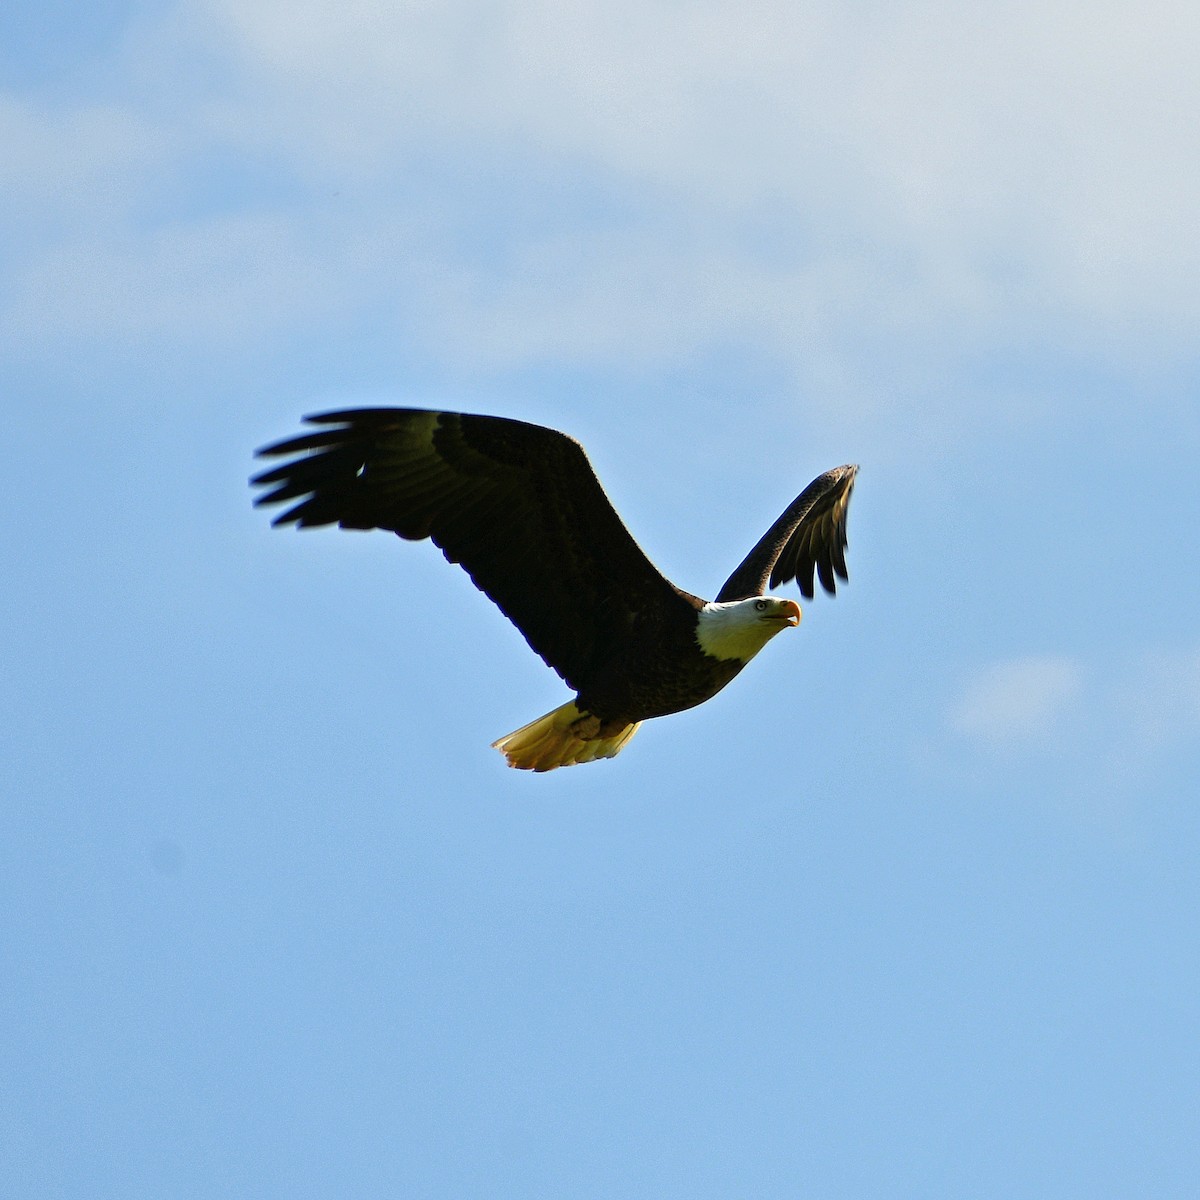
[3,0,1199,1195]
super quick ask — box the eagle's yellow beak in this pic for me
[781,600,802,627]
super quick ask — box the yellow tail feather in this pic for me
[492,702,641,771]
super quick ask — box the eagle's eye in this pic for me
[754,599,768,611]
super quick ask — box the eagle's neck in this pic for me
[694,599,787,663]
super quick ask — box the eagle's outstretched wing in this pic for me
[252,409,697,690]
[714,464,857,602]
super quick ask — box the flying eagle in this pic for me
[252,409,857,771]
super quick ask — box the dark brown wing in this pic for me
[714,464,857,602]
[252,409,697,691]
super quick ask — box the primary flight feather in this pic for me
[252,408,857,771]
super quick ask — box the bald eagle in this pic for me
[253,409,856,771]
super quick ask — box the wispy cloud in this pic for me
[4,0,1200,407]
[951,654,1084,747]
[193,0,1200,345]
[951,647,1200,769]
[0,96,167,219]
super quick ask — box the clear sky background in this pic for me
[3,1,1199,1196]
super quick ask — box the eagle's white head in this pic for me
[695,595,802,663]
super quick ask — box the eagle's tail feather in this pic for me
[492,702,640,771]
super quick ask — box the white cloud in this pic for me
[0,96,168,222]
[191,0,1200,340]
[952,647,1200,766]
[5,0,1200,397]
[5,212,347,346]
[952,654,1084,747]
